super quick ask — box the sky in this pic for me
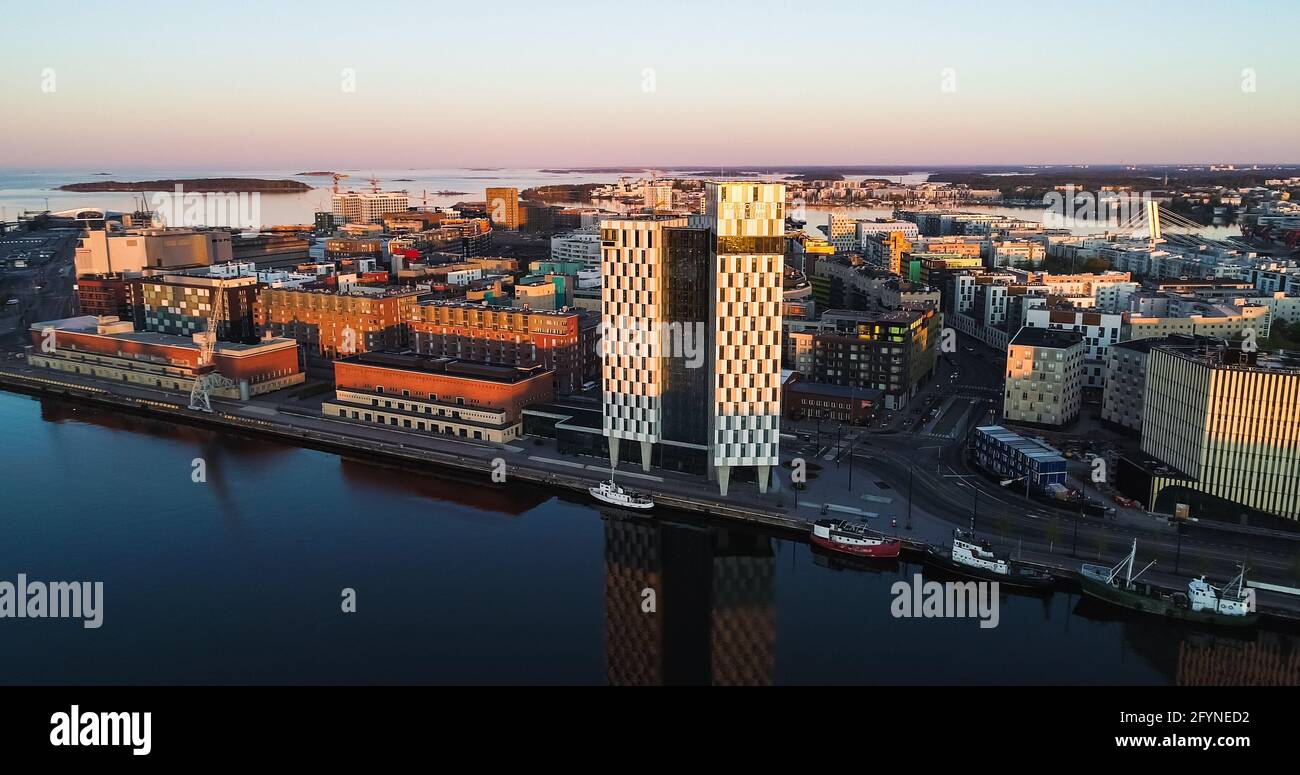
[1,0,1297,169]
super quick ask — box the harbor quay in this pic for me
[4,360,1300,624]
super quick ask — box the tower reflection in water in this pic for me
[602,510,776,686]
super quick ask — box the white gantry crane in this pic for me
[188,287,236,412]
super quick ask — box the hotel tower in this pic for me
[601,182,784,497]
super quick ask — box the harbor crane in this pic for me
[188,287,235,412]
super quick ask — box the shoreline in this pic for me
[3,367,1298,625]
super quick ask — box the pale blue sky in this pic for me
[1,0,1296,168]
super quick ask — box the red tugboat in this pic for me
[810,519,901,558]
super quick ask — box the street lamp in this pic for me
[999,474,1032,515]
[847,436,855,491]
[1174,521,1184,574]
[906,465,913,530]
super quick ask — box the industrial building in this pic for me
[26,316,303,400]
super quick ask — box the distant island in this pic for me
[434,190,469,195]
[295,171,336,177]
[523,183,603,202]
[541,167,647,174]
[59,178,313,193]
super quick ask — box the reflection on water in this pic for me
[2,390,1299,685]
[1177,631,1300,686]
[603,510,775,686]
[337,458,552,519]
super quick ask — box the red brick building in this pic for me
[326,352,555,442]
[408,302,599,394]
[28,316,303,398]
[75,274,132,318]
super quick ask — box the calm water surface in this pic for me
[2,390,1297,685]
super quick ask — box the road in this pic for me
[0,228,78,351]
[810,330,1300,591]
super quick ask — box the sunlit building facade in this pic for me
[706,182,785,495]
[1137,342,1300,521]
[1003,327,1084,427]
[599,182,784,496]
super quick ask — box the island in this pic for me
[295,171,336,177]
[59,178,313,193]
[522,183,603,202]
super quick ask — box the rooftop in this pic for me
[31,316,296,354]
[784,381,885,402]
[340,352,549,383]
[976,425,1067,465]
[1010,327,1083,349]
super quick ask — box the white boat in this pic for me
[589,479,654,510]
[923,528,1054,588]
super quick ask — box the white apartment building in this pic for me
[1024,307,1125,390]
[827,213,857,253]
[331,191,409,225]
[989,240,1046,267]
[644,183,673,211]
[1003,327,1084,428]
[855,219,919,249]
[551,228,602,272]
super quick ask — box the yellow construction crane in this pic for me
[331,173,350,193]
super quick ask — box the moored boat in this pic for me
[1079,540,1258,627]
[810,519,901,558]
[589,478,654,510]
[922,528,1055,589]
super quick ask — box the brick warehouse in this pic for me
[407,302,599,394]
[325,352,555,443]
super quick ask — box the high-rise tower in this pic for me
[599,182,785,497]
